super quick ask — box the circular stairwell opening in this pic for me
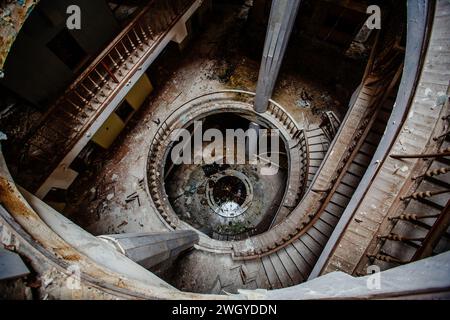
[206,170,253,218]
[161,111,291,241]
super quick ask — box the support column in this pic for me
[98,231,199,270]
[254,0,301,113]
[246,122,260,162]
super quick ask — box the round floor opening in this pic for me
[211,176,247,207]
[162,112,290,241]
[207,170,253,218]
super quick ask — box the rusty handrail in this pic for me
[20,0,197,192]
[71,0,195,147]
[24,0,158,147]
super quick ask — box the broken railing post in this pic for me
[98,230,199,270]
[254,0,301,113]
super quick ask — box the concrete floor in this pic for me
[63,3,360,293]
[167,162,287,239]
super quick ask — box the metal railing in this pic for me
[22,0,196,190]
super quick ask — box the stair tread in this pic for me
[261,256,282,289]
[277,249,304,284]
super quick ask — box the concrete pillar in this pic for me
[254,0,301,113]
[98,230,199,270]
[246,122,260,162]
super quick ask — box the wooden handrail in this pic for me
[71,0,195,148]
[67,0,156,92]
[28,0,157,140]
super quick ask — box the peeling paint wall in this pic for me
[0,0,120,106]
[0,0,39,77]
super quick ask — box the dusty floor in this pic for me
[167,162,287,239]
[60,3,365,293]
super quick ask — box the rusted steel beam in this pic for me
[390,147,450,159]
[389,213,440,221]
[400,189,450,201]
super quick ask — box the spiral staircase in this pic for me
[0,0,449,299]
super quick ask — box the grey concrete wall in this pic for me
[0,0,119,107]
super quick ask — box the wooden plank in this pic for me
[372,120,388,135]
[320,211,339,227]
[309,159,324,167]
[309,166,319,176]
[299,233,323,256]
[365,132,382,145]
[353,152,372,167]
[308,135,329,145]
[341,173,363,188]
[277,249,303,284]
[347,162,367,178]
[309,144,328,152]
[269,253,294,287]
[307,227,328,247]
[413,201,450,260]
[382,239,416,262]
[261,256,282,289]
[315,218,334,237]
[336,182,356,196]
[325,202,345,217]
[310,152,328,160]
[292,239,316,269]
[330,192,351,208]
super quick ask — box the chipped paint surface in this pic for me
[0,0,39,76]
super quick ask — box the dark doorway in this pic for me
[47,29,87,70]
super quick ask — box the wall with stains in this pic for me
[0,0,120,107]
